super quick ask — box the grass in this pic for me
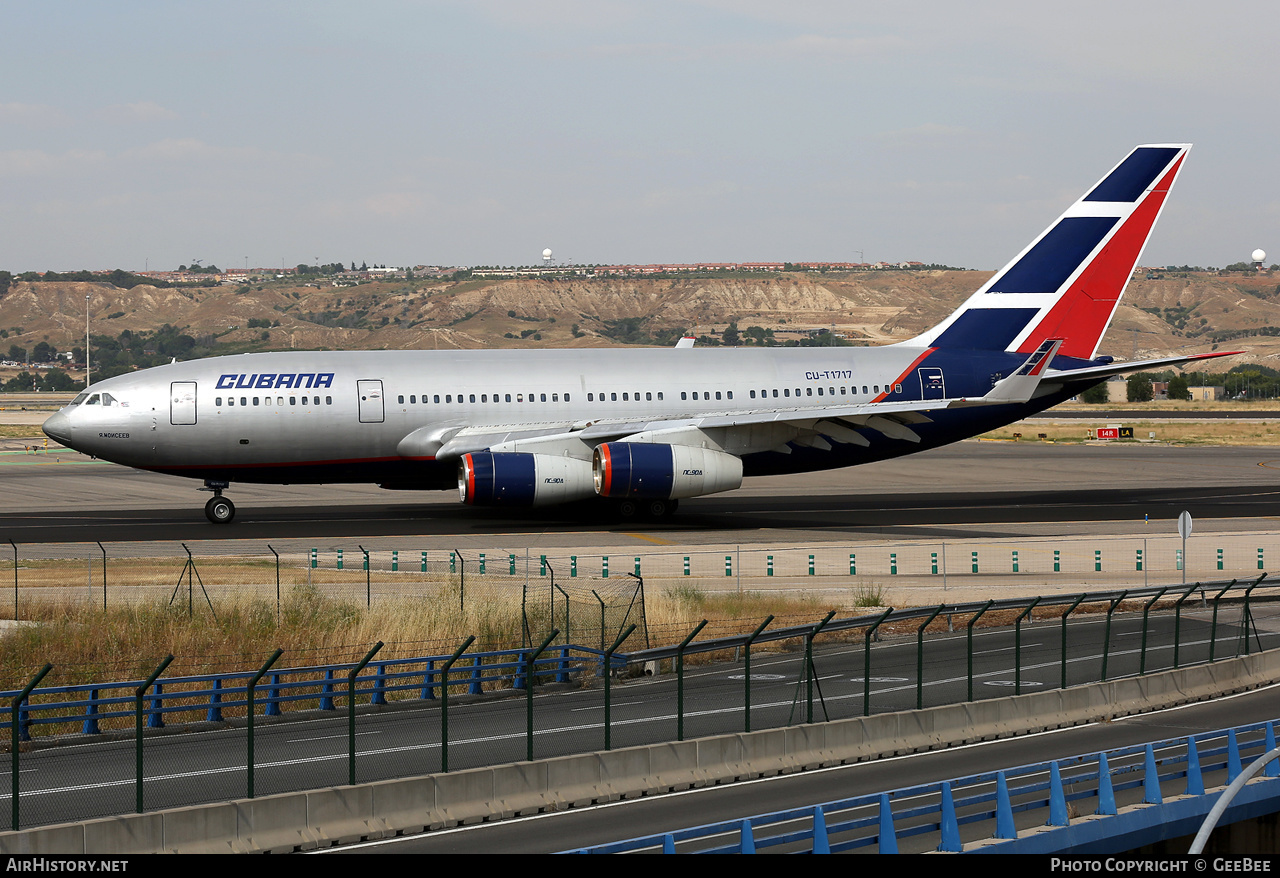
[979,420,1278,446]
[0,578,850,693]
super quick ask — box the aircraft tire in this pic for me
[643,498,678,520]
[205,495,236,524]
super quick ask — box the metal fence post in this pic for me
[967,601,994,702]
[440,636,475,773]
[743,616,773,732]
[916,605,945,710]
[348,642,383,786]
[805,611,837,724]
[863,608,893,715]
[135,655,173,814]
[603,625,637,751]
[1059,594,1086,689]
[525,630,559,762]
[1139,588,1168,674]
[1015,598,1041,694]
[676,621,708,741]
[11,663,52,831]
[247,649,283,799]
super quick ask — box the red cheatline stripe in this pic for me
[160,454,436,470]
[873,348,936,403]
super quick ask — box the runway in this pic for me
[3,441,1280,546]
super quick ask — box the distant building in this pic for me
[1188,385,1226,401]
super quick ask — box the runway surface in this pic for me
[3,442,1280,546]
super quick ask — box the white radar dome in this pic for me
[1252,249,1266,263]
[542,248,553,259]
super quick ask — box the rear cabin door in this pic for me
[357,379,385,423]
[918,367,945,400]
[170,381,197,425]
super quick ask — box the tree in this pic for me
[1126,374,1154,403]
[1168,374,1191,401]
[1079,381,1109,404]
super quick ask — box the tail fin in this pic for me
[911,144,1190,359]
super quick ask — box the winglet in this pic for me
[675,337,696,349]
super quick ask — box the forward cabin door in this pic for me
[170,381,197,425]
[357,379,385,423]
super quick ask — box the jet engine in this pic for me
[592,442,743,499]
[458,452,596,506]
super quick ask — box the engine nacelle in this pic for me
[593,443,743,500]
[458,452,596,507]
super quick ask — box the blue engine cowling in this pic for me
[458,452,595,506]
[592,443,743,499]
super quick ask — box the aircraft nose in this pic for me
[42,410,72,445]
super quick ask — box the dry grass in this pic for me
[979,419,1279,446]
[0,580,853,692]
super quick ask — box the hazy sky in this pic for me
[4,1,1276,273]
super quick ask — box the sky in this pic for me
[3,1,1277,273]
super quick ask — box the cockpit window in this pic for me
[100,393,116,406]
[85,394,101,406]
[71,393,88,406]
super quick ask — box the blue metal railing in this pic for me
[1,644,617,741]
[563,720,1280,853]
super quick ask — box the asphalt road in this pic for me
[6,605,1276,834]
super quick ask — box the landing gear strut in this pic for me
[202,481,236,524]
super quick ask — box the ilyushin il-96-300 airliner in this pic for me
[43,144,1234,523]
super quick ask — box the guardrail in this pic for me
[2,575,1277,832]
[564,720,1280,853]
[1,645,600,741]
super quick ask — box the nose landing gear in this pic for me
[202,481,236,524]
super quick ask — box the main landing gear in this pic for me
[608,497,678,521]
[202,481,236,524]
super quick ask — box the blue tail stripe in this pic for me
[990,216,1118,294]
[931,308,1039,351]
[1084,146,1181,203]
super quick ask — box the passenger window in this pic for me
[481,394,487,403]
[326,396,332,404]
[681,392,687,400]
[611,393,617,401]
[646,392,652,401]
[253,397,260,406]
[622,393,629,401]
[565,393,570,401]
[726,391,732,399]
[817,387,824,396]
[895,384,902,394]
[505,394,511,402]
[398,395,405,404]
[806,388,813,396]
[216,397,223,406]
[540,393,546,402]
[715,391,721,400]
[552,393,559,402]
[588,393,594,401]
[277,397,284,406]
[750,390,756,398]
[784,389,790,397]
[434,395,440,404]
[772,389,778,398]
[470,394,476,403]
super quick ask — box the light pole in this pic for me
[84,294,90,389]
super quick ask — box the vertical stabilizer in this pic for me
[911,144,1190,359]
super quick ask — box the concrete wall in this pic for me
[4,648,1279,854]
